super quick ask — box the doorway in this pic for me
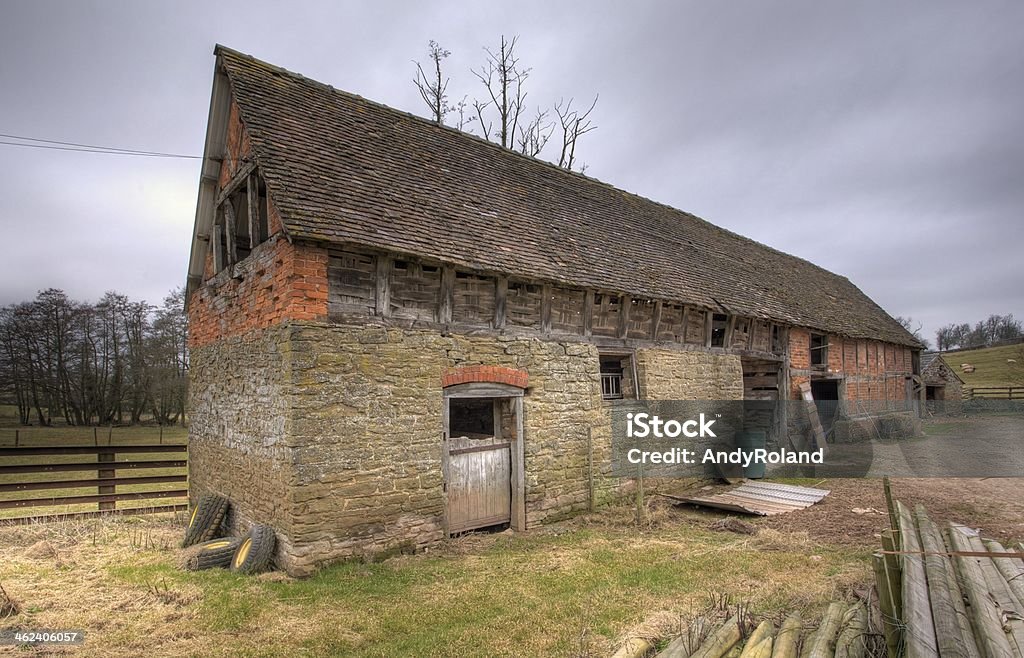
[442,383,525,535]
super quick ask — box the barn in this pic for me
[185,46,922,576]
[920,352,964,415]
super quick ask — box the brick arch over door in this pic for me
[441,366,528,389]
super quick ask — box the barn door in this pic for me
[443,386,524,535]
[446,432,511,533]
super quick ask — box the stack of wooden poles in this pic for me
[874,480,1024,657]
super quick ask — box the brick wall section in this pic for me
[441,365,529,388]
[787,329,915,406]
[188,232,329,348]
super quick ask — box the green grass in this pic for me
[89,516,867,657]
[0,425,189,520]
[946,343,1024,388]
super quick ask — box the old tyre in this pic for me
[185,537,243,571]
[231,525,276,574]
[181,494,230,547]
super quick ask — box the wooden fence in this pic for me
[964,386,1024,400]
[0,444,187,524]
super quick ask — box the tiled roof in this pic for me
[215,46,920,347]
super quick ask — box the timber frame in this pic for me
[324,243,791,363]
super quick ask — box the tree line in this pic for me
[0,288,187,427]
[934,314,1021,352]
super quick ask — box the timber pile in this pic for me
[643,605,871,658]
[873,495,1024,657]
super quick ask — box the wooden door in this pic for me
[446,434,511,533]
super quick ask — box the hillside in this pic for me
[942,343,1024,388]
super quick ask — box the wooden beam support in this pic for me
[212,222,224,272]
[540,283,552,333]
[375,254,392,318]
[494,276,507,329]
[617,295,631,339]
[651,301,663,341]
[705,310,714,348]
[725,314,736,348]
[213,160,257,208]
[247,172,259,248]
[223,203,237,266]
[582,290,593,337]
[680,305,690,342]
[439,265,454,324]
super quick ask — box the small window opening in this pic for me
[810,333,829,369]
[600,354,635,400]
[710,314,729,347]
[449,398,494,438]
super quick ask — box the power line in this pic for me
[0,132,202,159]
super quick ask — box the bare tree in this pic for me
[516,108,553,157]
[895,315,929,349]
[413,40,451,125]
[555,95,598,172]
[472,35,530,149]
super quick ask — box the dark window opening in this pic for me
[600,354,635,400]
[911,351,921,376]
[710,314,729,347]
[771,324,785,353]
[810,333,828,369]
[449,398,494,437]
[214,172,269,273]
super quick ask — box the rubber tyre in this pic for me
[181,494,230,547]
[231,525,276,574]
[185,537,243,571]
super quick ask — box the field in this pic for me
[1,476,1022,657]
[944,343,1024,388]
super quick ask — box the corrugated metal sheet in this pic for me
[676,481,831,516]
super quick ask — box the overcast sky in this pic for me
[1,1,1021,345]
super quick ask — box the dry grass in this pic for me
[0,500,874,657]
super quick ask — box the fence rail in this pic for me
[964,386,1024,400]
[0,443,187,523]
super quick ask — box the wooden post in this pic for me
[582,290,594,337]
[14,430,18,447]
[650,301,663,341]
[223,203,237,266]
[97,448,115,512]
[540,283,552,333]
[635,458,645,526]
[438,265,454,324]
[93,427,98,446]
[587,427,595,512]
[494,276,507,329]
[159,425,163,444]
[618,295,631,339]
[247,173,259,248]
[375,255,392,318]
[212,222,224,272]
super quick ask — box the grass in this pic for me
[0,502,871,657]
[0,425,189,520]
[944,343,1024,388]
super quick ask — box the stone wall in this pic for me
[277,323,615,574]
[188,325,296,561]
[635,349,745,400]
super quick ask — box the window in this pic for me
[600,353,635,400]
[810,333,828,369]
[710,314,729,347]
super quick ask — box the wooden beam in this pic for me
[540,283,552,333]
[375,254,392,318]
[214,160,257,208]
[439,265,454,324]
[617,295,631,338]
[680,305,690,343]
[212,222,223,272]
[222,203,237,266]
[651,301,663,340]
[725,315,736,348]
[247,173,259,248]
[494,276,507,329]
[582,290,593,337]
[705,310,714,348]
